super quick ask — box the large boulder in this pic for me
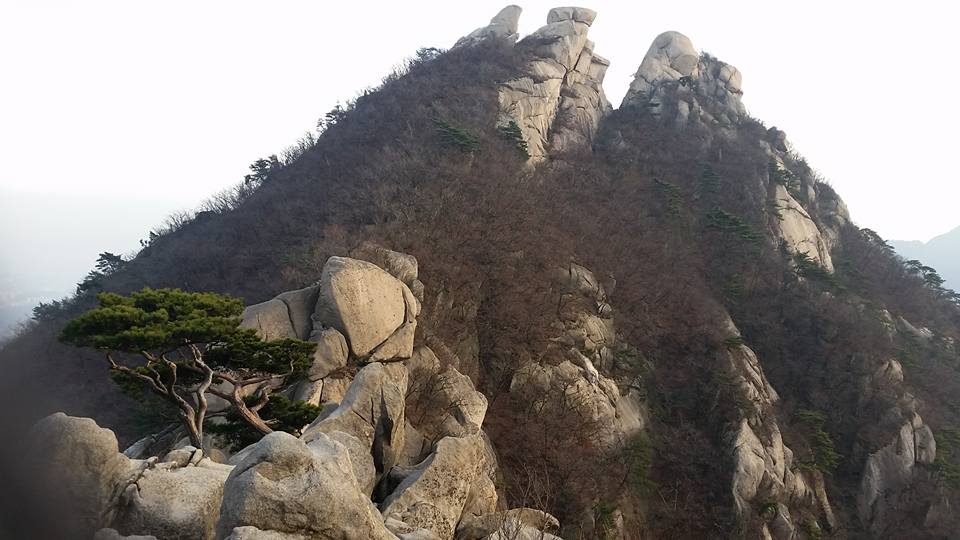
[314,257,408,357]
[350,242,420,288]
[25,413,141,533]
[624,31,699,102]
[405,346,488,441]
[381,433,491,539]
[215,432,395,539]
[112,460,232,540]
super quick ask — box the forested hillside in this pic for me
[2,6,960,540]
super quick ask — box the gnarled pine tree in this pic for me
[60,288,315,447]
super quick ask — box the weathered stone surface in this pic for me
[624,31,698,102]
[717,323,824,535]
[215,432,395,539]
[510,358,620,446]
[26,413,140,533]
[455,5,523,47]
[369,321,417,363]
[381,433,489,539]
[301,362,408,481]
[858,413,937,525]
[314,256,407,357]
[615,390,646,436]
[498,6,608,163]
[773,183,835,272]
[309,430,376,496]
[556,263,606,301]
[305,327,349,381]
[405,347,488,441]
[240,299,297,341]
[113,461,231,540]
[484,521,564,540]
[275,285,320,340]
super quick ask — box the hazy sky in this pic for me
[2,0,958,309]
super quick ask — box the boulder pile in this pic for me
[25,246,563,540]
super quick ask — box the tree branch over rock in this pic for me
[60,287,315,448]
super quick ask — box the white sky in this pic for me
[1,0,958,305]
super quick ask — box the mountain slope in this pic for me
[2,5,960,540]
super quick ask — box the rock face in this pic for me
[772,183,835,272]
[216,431,395,539]
[495,7,610,162]
[381,433,490,539]
[858,412,937,532]
[622,31,745,128]
[301,362,408,491]
[721,319,833,538]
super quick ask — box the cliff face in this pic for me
[3,5,960,540]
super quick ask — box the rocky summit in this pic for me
[2,5,959,540]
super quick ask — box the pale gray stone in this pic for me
[113,463,230,540]
[240,299,297,341]
[301,362,408,480]
[215,432,395,539]
[26,413,140,532]
[381,433,490,539]
[314,256,407,357]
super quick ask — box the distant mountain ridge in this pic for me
[892,225,960,290]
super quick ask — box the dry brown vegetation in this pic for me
[2,39,960,539]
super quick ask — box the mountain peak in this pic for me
[623,30,745,128]
[454,5,523,47]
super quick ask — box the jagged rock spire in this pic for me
[494,6,610,163]
[622,30,745,127]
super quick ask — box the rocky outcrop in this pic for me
[216,431,395,539]
[772,182,835,272]
[857,410,937,533]
[405,345,488,442]
[381,433,492,539]
[720,318,834,538]
[301,362,408,492]
[495,7,610,162]
[315,256,410,358]
[622,31,745,128]
[112,455,232,540]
